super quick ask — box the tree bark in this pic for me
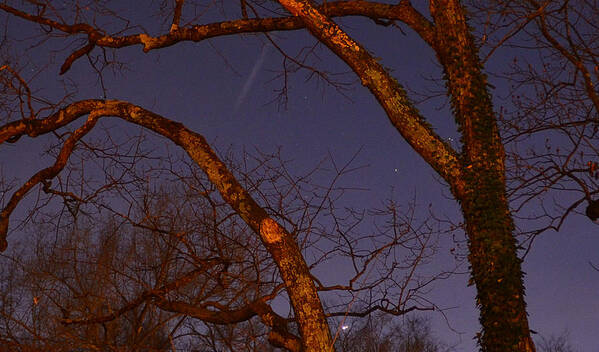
[0,1,541,350]
[275,0,535,350]
[428,1,535,350]
[0,100,333,352]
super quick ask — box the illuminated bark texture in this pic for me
[0,1,541,351]
[276,0,535,350]
[0,100,330,352]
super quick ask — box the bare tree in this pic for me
[466,0,599,239]
[0,219,175,351]
[2,0,596,351]
[536,331,578,352]
[0,130,440,352]
[335,313,449,352]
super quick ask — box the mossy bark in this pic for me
[429,1,535,351]
[276,0,535,350]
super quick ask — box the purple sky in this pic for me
[1,2,598,351]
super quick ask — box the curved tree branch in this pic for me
[0,112,99,251]
[0,1,435,74]
[0,98,327,351]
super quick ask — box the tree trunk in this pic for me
[276,0,535,350]
[429,1,535,351]
[0,100,334,352]
[122,103,336,352]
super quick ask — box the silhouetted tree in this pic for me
[335,313,449,352]
[536,332,578,352]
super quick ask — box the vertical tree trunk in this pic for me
[429,1,535,351]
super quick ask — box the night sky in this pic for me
[1,1,598,351]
